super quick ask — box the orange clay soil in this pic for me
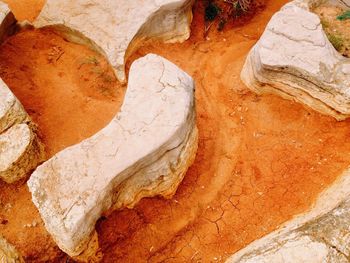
[1,0,350,262]
[2,0,45,22]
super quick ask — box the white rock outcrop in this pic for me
[34,0,194,82]
[241,0,350,120]
[0,2,44,183]
[28,54,198,257]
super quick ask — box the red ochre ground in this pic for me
[1,0,350,262]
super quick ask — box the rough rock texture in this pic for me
[0,78,27,133]
[34,0,194,82]
[241,0,350,120]
[227,198,350,262]
[28,54,198,257]
[226,164,350,263]
[0,236,24,263]
[0,2,44,183]
[0,124,44,183]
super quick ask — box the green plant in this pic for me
[337,10,350,21]
[204,0,253,34]
[327,33,344,51]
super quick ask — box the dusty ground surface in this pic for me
[1,0,350,262]
[0,28,124,157]
[2,0,45,22]
[314,4,350,57]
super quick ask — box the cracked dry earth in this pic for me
[1,0,350,262]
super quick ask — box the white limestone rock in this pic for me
[0,78,27,134]
[34,0,194,82]
[226,197,350,263]
[241,0,350,120]
[0,2,45,183]
[28,54,198,257]
[0,236,24,263]
[228,236,348,263]
[0,124,44,184]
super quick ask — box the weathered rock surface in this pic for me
[28,54,198,257]
[34,0,194,82]
[0,236,24,263]
[241,0,350,120]
[226,164,350,263]
[0,2,44,183]
[0,78,27,134]
[0,123,44,183]
[227,197,350,262]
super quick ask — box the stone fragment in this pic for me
[0,3,26,133]
[0,79,27,134]
[241,0,350,120]
[34,0,194,82]
[0,124,44,183]
[0,236,24,263]
[28,54,198,257]
[0,2,45,183]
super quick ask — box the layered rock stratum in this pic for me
[28,54,198,257]
[34,0,194,82]
[241,0,350,120]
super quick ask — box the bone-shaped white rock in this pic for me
[34,0,194,82]
[28,54,198,256]
[0,2,44,184]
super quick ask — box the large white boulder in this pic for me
[28,54,198,257]
[34,0,194,82]
[241,0,350,120]
[0,2,44,183]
